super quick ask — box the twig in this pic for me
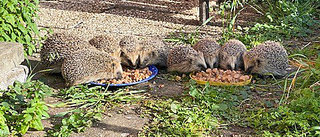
[301,42,311,50]
[309,80,320,90]
[69,21,84,29]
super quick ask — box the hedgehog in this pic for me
[138,37,169,68]
[89,35,121,58]
[40,33,95,73]
[243,41,289,77]
[61,49,123,86]
[219,39,247,70]
[167,45,207,73]
[119,36,141,68]
[193,38,221,69]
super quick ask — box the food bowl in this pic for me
[89,65,158,87]
[190,71,252,86]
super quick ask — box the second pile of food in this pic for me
[191,68,251,83]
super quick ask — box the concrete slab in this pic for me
[0,42,25,73]
[0,65,29,90]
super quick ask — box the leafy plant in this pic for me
[47,85,145,136]
[0,80,52,136]
[140,98,219,136]
[0,0,47,55]
[247,88,320,136]
[140,81,254,136]
[218,0,319,47]
[245,44,320,136]
[55,85,146,109]
[48,109,101,137]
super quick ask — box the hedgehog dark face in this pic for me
[167,52,207,73]
[109,58,123,79]
[192,52,207,71]
[120,51,140,69]
[139,50,157,68]
[243,52,267,75]
[220,52,239,70]
[205,53,220,69]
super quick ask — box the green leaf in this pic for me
[20,124,29,134]
[31,118,44,131]
[218,103,228,111]
[7,2,15,12]
[2,33,11,41]
[18,24,28,34]
[189,88,198,98]
[171,103,178,113]
[2,0,9,5]
[29,22,39,34]
[23,114,33,122]
[27,46,33,55]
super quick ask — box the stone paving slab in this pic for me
[0,42,24,73]
[0,65,29,90]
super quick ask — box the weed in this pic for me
[0,81,52,136]
[217,0,319,47]
[140,81,255,136]
[47,85,145,136]
[0,0,49,55]
[47,109,101,137]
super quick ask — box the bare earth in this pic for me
[24,0,256,136]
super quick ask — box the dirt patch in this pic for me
[71,111,148,137]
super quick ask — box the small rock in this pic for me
[158,84,164,88]
[0,65,29,90]
[125,116,132,119]
[121,133,130,137]
[0,42,24,73]
[175,76,181,81]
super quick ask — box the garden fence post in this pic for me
[199,0,210,25]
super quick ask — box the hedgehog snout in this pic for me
[197,64,207,71]
[213,62,219,68]
[245,66,254,74]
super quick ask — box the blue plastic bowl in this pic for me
[89,65,158,87]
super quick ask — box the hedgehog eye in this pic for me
[112,63,116,68]
[120,52,125,57]
[151,51,156,57]
[189,58,193,63]
[256,59,261,67]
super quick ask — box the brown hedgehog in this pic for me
[243,41,289,77]
[138,37,169,68]
[61,49,123,86]
[193,38,221,68]
[119,36,141,68]
[40,33,95,73]
[219,39,247,70]
[167,45,207,73]
[89,35,121,58]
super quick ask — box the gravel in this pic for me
[37,0,222,42]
